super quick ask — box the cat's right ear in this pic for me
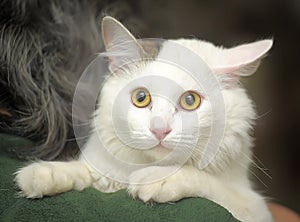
[101,16,145,73]
[213,39,273,86]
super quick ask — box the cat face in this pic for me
[97,59,213,164]
[91,16,272,169]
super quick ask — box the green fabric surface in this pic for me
[0,134,239,222]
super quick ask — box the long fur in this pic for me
[14,17,274,221]
[0,0,116,159]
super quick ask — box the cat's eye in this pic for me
[179,91,201,111]
[131,88,151,108]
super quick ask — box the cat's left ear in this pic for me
[101,16,145,73]
[213,39,273,78]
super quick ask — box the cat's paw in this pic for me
[127,167,186,203]
[15,162,74,198]
[91,171,126,193]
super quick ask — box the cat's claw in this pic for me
[128,181,183,203]
[127,167,186,203]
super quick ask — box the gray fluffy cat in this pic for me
[0,0,145,160]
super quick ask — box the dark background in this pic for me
[120,0,300,213]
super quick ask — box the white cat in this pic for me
[15,16,273,222]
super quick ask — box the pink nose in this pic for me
[150,128,172,141]
[150,116,172,141]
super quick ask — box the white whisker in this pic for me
[257,109,272,119]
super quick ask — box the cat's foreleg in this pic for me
[127,165,203,203]
[15,160,93,198]
[127,165,273,222]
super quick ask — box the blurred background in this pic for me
[118,0,300,213]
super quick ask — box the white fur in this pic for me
[15,16,273,222]
[15,160,92,198]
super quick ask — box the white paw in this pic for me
[91,171,126,193]
[15,162,73,198]
[127,166,186,203]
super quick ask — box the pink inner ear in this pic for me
[101,16,145,74]
[213,39,273,75]
[227,47,257,65]
[227,40,272,65]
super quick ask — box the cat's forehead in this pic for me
[135,40,212,94]
[139,61,200,91]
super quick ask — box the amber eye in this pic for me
[179,91,201,111]
[131,88,151,108]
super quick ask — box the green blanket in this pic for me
[0,134,239,222]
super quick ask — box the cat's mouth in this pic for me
[152,143,172,152]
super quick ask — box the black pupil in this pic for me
[185,93,195,105]
[136,90,146,102]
